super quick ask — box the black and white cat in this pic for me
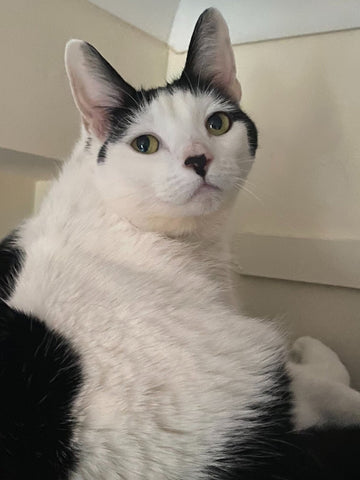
[0,8,359,480]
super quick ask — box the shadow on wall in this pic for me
[233,272,360,391]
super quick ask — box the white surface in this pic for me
[89,0,180,44]
[234,233,360,290]
[91,0,360,52]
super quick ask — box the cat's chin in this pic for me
[184,182,223,216]
[189,182,221,200]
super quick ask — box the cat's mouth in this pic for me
[189,181,221,200]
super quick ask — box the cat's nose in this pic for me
[184,154,211,178]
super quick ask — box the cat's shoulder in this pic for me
[0,230,23,300]
[0,299,82,479]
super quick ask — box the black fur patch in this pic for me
[0,232,23,301]
[104,79,258,159]
[206,364,295,479]
[84,136,92,151]
[97,140,108,163]
[82,18,257,162]
[0,300,83,480]
[205,363,360,479]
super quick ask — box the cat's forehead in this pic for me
[121,87,233,138]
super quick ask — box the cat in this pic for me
[0,7,359,480]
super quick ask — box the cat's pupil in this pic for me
[136,136,150,153]
[209,114,223,130]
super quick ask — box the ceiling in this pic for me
[90,0,360,53]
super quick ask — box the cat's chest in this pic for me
[7,227,283,480]
[11,226,221,317]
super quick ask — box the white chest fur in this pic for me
[8,161,283,479]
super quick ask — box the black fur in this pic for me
[103,79,258,160]
[81,38,258,159]
[84,136,92,151]
[0,232,23,301]
[0,300,82,480]
[97,140,108,163]
[0,232,82,479]
[205,364,360,479]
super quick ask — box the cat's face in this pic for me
[65,8,257,231]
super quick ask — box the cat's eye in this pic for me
[206,112,231,136]
[131,134,159,154]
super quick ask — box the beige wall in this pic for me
[168,29,360,239]
[0,0,168,160]
[0,0,169,237]
[233,273,360,390]
[0,171,35,238]
[0,147,60,236]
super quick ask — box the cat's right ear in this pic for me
[65,40,135,141]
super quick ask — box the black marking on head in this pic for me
[0,231,23,301]
[104,87,160,144]
[0,300,83,480]
[231,108,258,157]
[97,140,108,163]
[84,136,92,151]
[172,75,258,157]
[104,78,257,158]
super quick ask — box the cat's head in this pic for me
[65,8,257,236]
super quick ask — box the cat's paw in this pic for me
[289,336,350,386]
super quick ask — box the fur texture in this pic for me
[1,7,359,480]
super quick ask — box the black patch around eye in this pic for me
[105,74,258,158]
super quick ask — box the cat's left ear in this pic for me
[181,8,241,102]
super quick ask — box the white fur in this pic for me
[7,8,358,477]
[7,86,284,479]
[289,336,360,430]
[95,90,252,227]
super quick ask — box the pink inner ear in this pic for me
[72,74,118,140]
[65,40,124,141]
[213,52,242,102]
[212,17,242,102]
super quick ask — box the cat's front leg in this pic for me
[288,336,360,429]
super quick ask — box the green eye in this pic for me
[206,112,231,136]
[131,134,159,154]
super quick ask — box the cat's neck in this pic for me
[26,138,230,274]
